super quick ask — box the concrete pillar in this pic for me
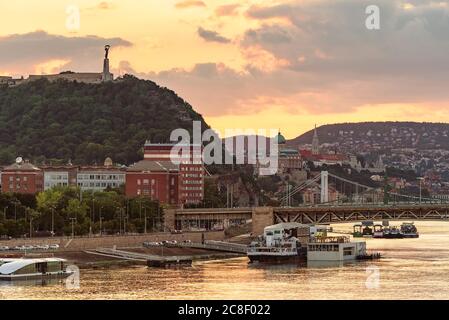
[252,207,274,236]
[321,171,329,203]
[163,208,176,232]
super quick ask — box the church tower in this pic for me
[311,124,320,155]
[102,45,113,82]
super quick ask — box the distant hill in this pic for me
[289,122,449,151]
[0,75,208,165]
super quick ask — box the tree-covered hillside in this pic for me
[0,75,208,165]
[290,122,449,150]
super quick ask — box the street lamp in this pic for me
[51,206,55,236]
[69,217,76,238]
[3,206,8,220]
[417,177,424,205]
[99,216,103,236]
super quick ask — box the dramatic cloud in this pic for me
[175,1,206,9]
[197,27,231,43]
[0,31,132,75]
[117,0,449,119]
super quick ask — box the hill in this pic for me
[0,75,208,165]
[289,122,449,151]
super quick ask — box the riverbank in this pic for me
[0,245,244,269]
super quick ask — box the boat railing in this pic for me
[312,236,350,243]
[247,246,297,253]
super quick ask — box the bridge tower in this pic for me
[320,171,329,203]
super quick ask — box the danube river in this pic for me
[2,221,449,300]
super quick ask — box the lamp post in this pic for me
[417,177,424,205]
[144,206,147,234]
[51,206,55,236]
[29,216,33,239]
[3,206,8,220]
[99,216,103,236]
[70,217,76,238]
[14,201,18,221]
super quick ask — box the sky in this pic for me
[1,0,449,138]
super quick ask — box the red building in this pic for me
[1,159,43,194]
[126,142,204,205]
[125,160,179,205]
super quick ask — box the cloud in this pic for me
[97,2,113,10]
[0,31,132,76]
[215,4,241,16]
[175,1,206,9]
[82,1,449,122]
[197,27,231,43]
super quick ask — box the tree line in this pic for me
[0,186,163,238]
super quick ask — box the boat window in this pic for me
[274,230,281,235]
[13,264,37,275]
[265,231,273,236]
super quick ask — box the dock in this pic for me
[91,245,244,268]
[169,240,248,254]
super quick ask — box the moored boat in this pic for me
[373,224,384,238]
[0,258,72,281]
[400,222,419,238]
[383,226,403,239]
[247,222,309,264]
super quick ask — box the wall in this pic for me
[0,231,224,252]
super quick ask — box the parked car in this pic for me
[0,246,9,251]
[182,240,192,244]
[49,244,60,250]
[143,241,160,247]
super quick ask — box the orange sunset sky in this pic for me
[1,0,449,138]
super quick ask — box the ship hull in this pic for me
[248,253,307,264]
[401,234,419,238]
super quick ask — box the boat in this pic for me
[353,221,374,237]
[307,236,378,262]
[400,222,419,238]
[383,226,403,239]
[247,222,309,263]
[0,258,72,281]
[373,224,384,238]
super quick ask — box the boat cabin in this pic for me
[307,237,367,261]
[0,258,68,280]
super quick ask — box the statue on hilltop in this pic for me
[104,45,111,59]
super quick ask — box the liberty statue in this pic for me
[102,45,113,81]
[104,45,111,59]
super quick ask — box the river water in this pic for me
[2,221,449,300]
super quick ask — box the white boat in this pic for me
[247,222,309,263]
[0,258,72,281]
[307,236,379,261]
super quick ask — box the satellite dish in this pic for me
[15,157,23,164]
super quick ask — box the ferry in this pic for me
[400,222,419,238]
[0,258,72,281]
[247,222,309,263]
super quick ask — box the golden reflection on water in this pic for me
[2,221,449,300]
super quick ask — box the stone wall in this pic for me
[0,231,224,252]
